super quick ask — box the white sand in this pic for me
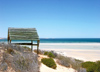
[39,43,100,62]
[42,48,100,62]
[40,43,100,45]
[39,55,76,72]
[40,63,76,72]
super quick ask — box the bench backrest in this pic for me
[8,28,39,41]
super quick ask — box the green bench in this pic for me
[8,28,40,54]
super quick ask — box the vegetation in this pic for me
[0,43,39,72]
[22,46,31,51]
[34,49,43,54]
[44,51,48,55]
[41,58,57,69]
[56,54,83,69]
[7,48,14,54]
[81,61,100,72]
[48,52,55,58]
[44,51,55,58]
[16,56,29,69]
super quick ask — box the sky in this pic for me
[0,0,100,38]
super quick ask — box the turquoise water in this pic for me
[0,38,100,43]
[0,38,100,50]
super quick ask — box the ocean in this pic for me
[0,38,100,43]
[0,38,100,50]
[1,38,100,61]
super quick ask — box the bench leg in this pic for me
[31,40,33,52]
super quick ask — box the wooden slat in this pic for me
[9,30,36,32]
[10,36,39,40]
[9,32,38,36]
[8,28,39,40]
[12,43,38,46]
[9,28,36,32]
[10,36,39,39]
[10,37,39,40]
[8,28,40,54]
[10,35,39,37]
[9,31,37,33]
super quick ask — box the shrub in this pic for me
[56,55,70,67]
[7,48,14,54]
[48,52,55,58]
[44,51,48,55]
[81,61,100,72]
[95,61,100,72]
[34,49,43,54]
[81,61,95,69]
[50,51,57,57]
[56,54,83,69]
[41,58,57,69]
[22,46,31,51]
[44,51,55,58]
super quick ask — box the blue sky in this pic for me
[0,0,100,38]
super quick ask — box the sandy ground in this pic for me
[38,43,100,62]
[40,63,76,72]
[39,55,76,72]
[39,47,100,72]
[41,49,100,62]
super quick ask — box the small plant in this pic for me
[56,54,70,67]
[7,48,14,54]
[95,61,100,72]
[81,61,100,72]
[81,61,95,69]
[34,49,43,54]
[16,56,29,69]
[22,46,31,51]
[56,54,83,69]
[48,52,55,58]
[44,51,48,55]
[41,58,57,69]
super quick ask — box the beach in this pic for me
[39,43,100,62]
[0,40,100,72]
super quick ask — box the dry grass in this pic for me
[56,54,83,70]
[0,43,40,72]
[34,49,44,54]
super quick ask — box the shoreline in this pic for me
[39,43,100,50]
[41,48,100,62]
[40,43,100,45]
[41,48,100,51]
[1,42,100,62]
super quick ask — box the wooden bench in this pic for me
[8,28,40,54]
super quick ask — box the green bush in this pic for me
[82,61,100,72]
[34,49,43,54]
[41,58,57,69]
[44,51,55,58]
[81,61,95,69]
[95,61,100,72]
[44,51,48,55]
[48,52,55,58]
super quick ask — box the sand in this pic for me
[41,48,100,62]
[39,55,76,72]
[38,43,100,62]
[39,45,100,72]
[40,63,76,72]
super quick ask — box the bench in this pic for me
[8,28,40,54]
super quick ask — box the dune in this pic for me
[39,55,77,72]
[41,48,100,62]
[40,63,76,72]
